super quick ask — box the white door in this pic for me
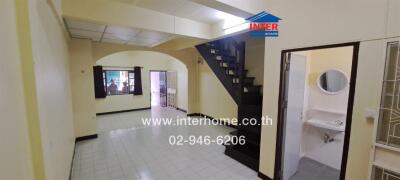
[283,53,307,180]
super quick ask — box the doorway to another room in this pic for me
[150,71,167,107]
[275,43,359,180]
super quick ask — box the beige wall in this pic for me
[197,56,238,122]
[306,47,353,112]
[0,0,34,179]
[234,33,265,85]
[69,40,97,137]
[168,60,189,110]
[3,0,75,179]
[28,0,75,179]
[95,51,188,113]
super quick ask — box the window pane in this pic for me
[105,70,130,95]
[129,72,134,79]
[129,80,134,92]
[103,72,106,92]
[377,41,400,147]
[372,166,400,180]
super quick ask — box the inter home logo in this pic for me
[246,11,282,37]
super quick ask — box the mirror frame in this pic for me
[316,69,349,95]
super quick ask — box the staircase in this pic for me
[196,37,263,171]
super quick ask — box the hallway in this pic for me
[3,0,400,179]
[72,108,260,180]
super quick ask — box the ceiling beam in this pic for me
[190,0,255,18]
[62,0,212,39]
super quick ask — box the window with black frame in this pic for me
[103,70,134,95]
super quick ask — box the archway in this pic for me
[91,42,198,114]
[94,50,189,132]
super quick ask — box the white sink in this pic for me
[307,118,345,132]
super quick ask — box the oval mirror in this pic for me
[317,69,348,94]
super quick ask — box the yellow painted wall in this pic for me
[197,56,238,123]
[69,39,97,137]
[3,0,75,179]
[0,0,34,179]
[231,33,266,86]
[168,59,189,110]
[95,51,188,113]
[308,47,353,87]
[28,0,75,179]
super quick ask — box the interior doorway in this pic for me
[150,71,167,107]
[274,42,360,180]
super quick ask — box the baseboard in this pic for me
[75,134,98,142]
[187,112,237,128]
[68,142,77,180]
[176,107,187,113]
[96,107,151,115]
[187,113,201,117]
[257,172,273,180]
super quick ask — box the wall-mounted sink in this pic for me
[307,118,345,133]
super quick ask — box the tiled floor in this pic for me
[72,107,260,180]
[96,107,187,132]
[290,157,340,180]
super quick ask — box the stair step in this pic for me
[221,59,237,65]
[220,62,237,68]
[243,85,262,93]
[225,69,236,75]
[210,48,231,56]
[241,94,262,105]
[239,124,262,134]
[243,77,255,85]
[232,77,240,84]
[224,143,260,171]
[243,70,248,76]
[206,43,215,47]
[230,130,261,146]
[239,104,263,113]
[230,75,254,85]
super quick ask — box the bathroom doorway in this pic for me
[275,42,360,180]
[150,71,167,107]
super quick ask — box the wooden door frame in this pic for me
[274,42,360,180]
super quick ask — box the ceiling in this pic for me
[113,0,227,24]
[65,18,176,47]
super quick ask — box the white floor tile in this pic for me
[72,107,260,180]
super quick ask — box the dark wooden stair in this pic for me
[196,37,263,171]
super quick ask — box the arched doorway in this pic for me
[94,50,188,132]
